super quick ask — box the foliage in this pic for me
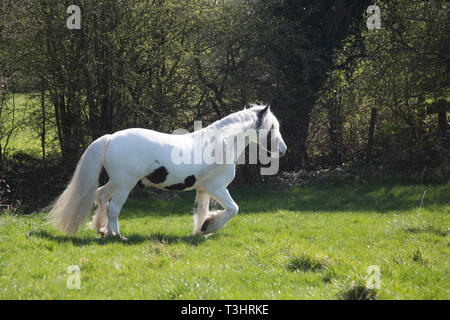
[308,0,449,171]
[1,0,370,165]
[0,1,448,210]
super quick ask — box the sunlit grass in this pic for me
[0,182,448,299]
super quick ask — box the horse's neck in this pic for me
[192,117,255,163]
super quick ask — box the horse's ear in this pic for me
[259,104,270,117]
[256,104,270,128]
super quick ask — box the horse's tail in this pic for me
[49,134,111,234]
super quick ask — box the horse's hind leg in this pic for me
[92,181,114,235]
[193,189,210,235]
[105,183,134,240]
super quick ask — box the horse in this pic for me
[48,104,287,239]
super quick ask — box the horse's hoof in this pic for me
[100,230,127,241]
[200,219,210,232]
[97,226,108,237]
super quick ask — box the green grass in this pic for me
[0,181,448,299]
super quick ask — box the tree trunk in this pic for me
[281,109,312,170]
[366,107,377,161]
[438,111,448,147]
[40,86,46,164]
[328,101,343,167]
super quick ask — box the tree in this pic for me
[308,0,449,170]
[244,0,371,169]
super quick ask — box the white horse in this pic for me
[49,104,287,239]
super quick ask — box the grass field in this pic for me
[0,181,448,300]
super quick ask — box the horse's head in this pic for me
[253,105,287,157]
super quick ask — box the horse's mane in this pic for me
[190,104,271,153]
[205,104,267,133]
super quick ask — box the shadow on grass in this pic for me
[119,192,195,219]
[120,182,448,217]
[231,182,449,214]
[29,230,208,247]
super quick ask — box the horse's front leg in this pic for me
[200,186,239,235]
